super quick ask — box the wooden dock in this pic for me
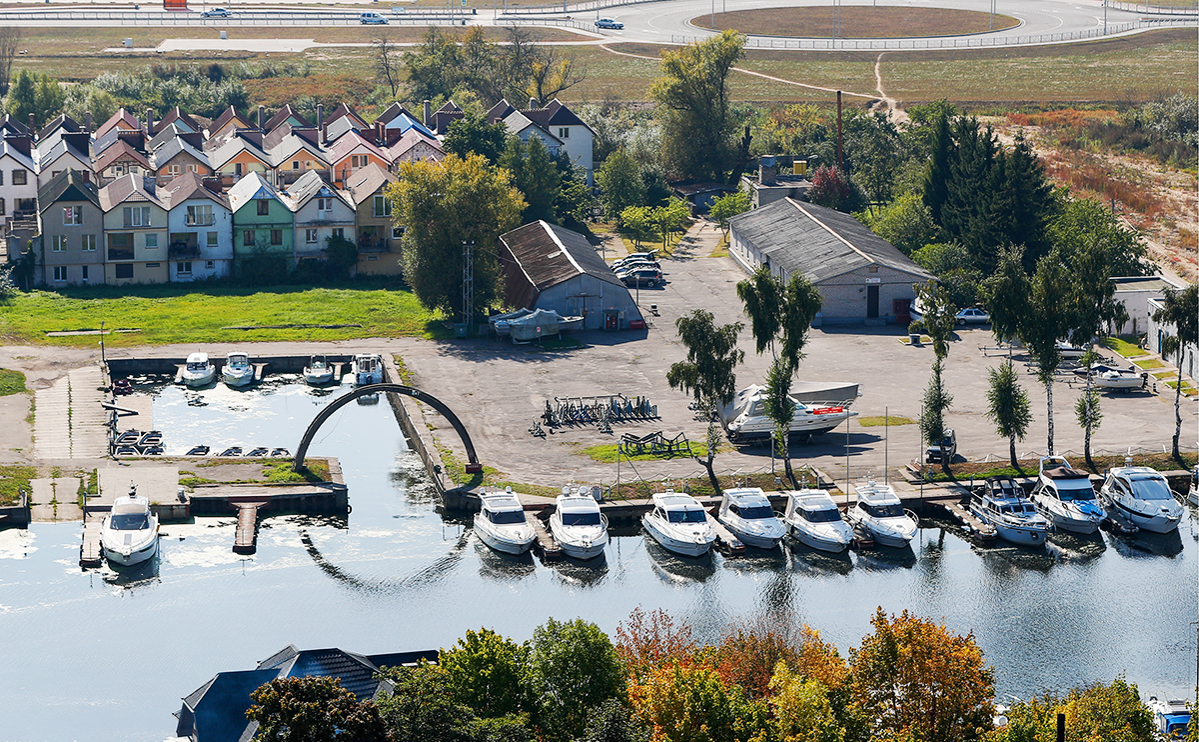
[704,512,746,555]
[79,514,106,567]
[941,500,998,543]
[529,514,563,562]
[232,499,267,554]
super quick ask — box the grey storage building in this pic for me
[498,220,644,331]
[728,197,933,326]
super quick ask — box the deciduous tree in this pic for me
[628,662,766,742]
[525,618,626,742]
[501,135,562,224]
[440,628,528,719]
[596,148,646,222]
[1151,283,1198,462]
[376,662,475,742]
[986,675,1155,742]
[806,165,862,213]
[374,34,401,97]
[864,192,938,256]
[767,663,846,742]
[1074,381,1103,473]
[444,110,510,165]
[709,189,751,239]
[615,607,698,683]
[985,359,1032,471]
[0,27,21,97]
[576,699,652,742]
[246,676,388,742]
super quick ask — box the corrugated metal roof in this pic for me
[728,198,933,284]
[501,219,624,296]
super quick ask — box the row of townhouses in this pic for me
[1,97,594,287]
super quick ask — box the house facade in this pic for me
[345,163,401,275]
[37,170,104,286]
[163,172,233,282]
[287,170,355,264]
[0,138,38,220]
[99,174,169,285]
[228,172,294,273]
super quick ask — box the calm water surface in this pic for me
[0,378,1195,741]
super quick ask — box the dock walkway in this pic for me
[35,365,108,460]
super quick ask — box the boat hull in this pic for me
[103,533,159,566]
[474,519,535,555]
[303,369,334,386]
[1105,498,1181,534]
[181,369,215,388]
[1042,509,1102,535]
[223,369,253,388]
[555,537,606,560]
[641,515,713,557]
[720,518,784,549]
[549,520,607,560]
[788,523,852,553]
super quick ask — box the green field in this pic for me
[0,464,36,507]
[0,284,442,348]
[0,369,27,396]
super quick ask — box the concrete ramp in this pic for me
[34,365,109,460]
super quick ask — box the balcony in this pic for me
[185,216,215,227]
[357,233,389,254]
[169,240,200,259]
[107,248,134,261]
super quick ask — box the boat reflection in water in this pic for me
[722,544,787,576]
[549,553,609,588]
[645,538,716,583]
[854,543,917,571]
[786,540,854,576]
[1106,527,1184,559]
[1046,529,1106,562]
[100,550,161,589]
[473,540,537,581]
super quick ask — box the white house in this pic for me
[162,172,233,282]
[487,98,595,185]
[0,138,38,220]
[286,170,356,265]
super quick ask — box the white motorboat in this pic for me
[1055,340,1088,359]
[846,481,918,548]
[180,352,215,388]
[1147,696,1190,741]
[473,488,536,555]
[1072,363,1147,391]
[969,476,1051,546]
[1030,456,1105,535]
[352,353,384,386]
[101,485,159,567]
[642,491,717,557]
[1188,466,1198,507]
[302,355,335,386]
[716,487,785,549]
[549,488,608,560]
[783,489,854,553]
[1099,462,1183,534]
[720,384,859,442]
[221,351,254,388]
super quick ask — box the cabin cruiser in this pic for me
[1030,456,1105,535]
[969,476,1051,546]
[1072,363,1147,391]
[101,485,159,567]
[846,481,918,548]
[1148,696,1190,741]
[642,492,717,557]
[549,488,608,560]
[302,355,335,386]
[222,351,254,388]
[352,353,384,386]
[716,488,785,549]
[1188,466,1198,507]
[719,384,859,442]
[783,489,854,553]
[180,352,216,387]
[1099,463,1183,534]
[474,489,536,555]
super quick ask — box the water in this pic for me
[1,379,1195,742]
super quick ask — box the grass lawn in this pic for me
[1164,380,1199,396]
[1104,335,1147,358]
[0,464,36,507]
[579,441,711,463]
[0,284,442,348]
[857,415,916,427]
[0,369,27,396]
[710,234,729,258]
[921,451,1197,480]
[1133,357,1167,369]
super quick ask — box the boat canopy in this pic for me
[185,352,208,365]
[1124,471,1174,500]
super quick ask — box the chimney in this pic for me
[375,120,385,145]
[146,108,154,135]
[316,103,324,132]
[528,97,537,110]
[202,176,224,194]
[27,113,34,136]
[7,134,30,158]
[257,105,265,131]
[422,99,431,127]
[758,156,778,186]
[85,111,93,133]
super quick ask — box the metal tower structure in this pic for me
[461,240,474,334]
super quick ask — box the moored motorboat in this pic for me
[969,476,1051,546]
[474,489,536,555]
[303,355,335,386]
[222,351,254,388]
[1030,456,1105,535]
[1187,465,1198,507]
[1099,462,1183,534]
[270,448,290,458]
[783,489,854,553]
[846,481,918,548]
[642,491,716,557]
[180,352,216,388]
[186,445,210,456]
[352,353,384,386]
[549,488,609,560]
[101,485,159,567]
[720,384,859,442]
[717,487,785,549]
[1072,363,1147,391]
[218,446,242,457]
[246,447,269,457]
[1148,696,1190,741]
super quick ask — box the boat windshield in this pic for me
[667,509,708,524]
[187,362,207,371]
[1129,476,1173,501]
[737,505,775,520]
[866,503,905,518]
[1058,485,1096,502]
[562,511,600,526]
[111,513,149,530]
[488,510,526,525]
[802,508,841,523]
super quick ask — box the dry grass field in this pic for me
[697,7,1020,37]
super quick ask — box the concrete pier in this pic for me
[232,499,267,554]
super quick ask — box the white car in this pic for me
[955,307,990,325]
[200,7,231,17]
[360,11,389,24]
[595,18,623,29]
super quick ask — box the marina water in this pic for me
[0,379,1195,741]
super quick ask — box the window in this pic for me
[51,170,61,179]
[206,260,215,269]
[52,235,67,252]
[868,266,879,274]
[82,235,96,252]
[187,164,198,173]
[145,262,160,268]
[81,265,89,282]
[12,169,25,185]
[305,228,318,244]
[168,165,181,176]
[234,163,244,177]
[115,264,134,279]
[373,195,391,217]
[558,127,569,139]
[123,206,151,228]
[391,226,403,239]
[351,155,367,168]
[269,229,282,245]
[145,233,158,249]
[207,231,219,248]
[0,198,5,216]
[292,161,300,171]
[63,206,82,225]
[366,255,378,261]
[177,262,192,276]
[317,197,332,212]
[243,230,255,247]
[187,204,214,226]
[257,199,270,216]
[0,171,4,185]
[332,228,344,239]
[53,266,67,282]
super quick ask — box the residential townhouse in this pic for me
[99,174,170,285]
[0,137,38,220]
[265,125,328,187]
[287,170,355,265]
[37,170,104,286]
[151,133,213,185]
[208,131,272,188]
[94,138,153,186]
[228,172,294,272]
[326,130,390,188]
[345,163,401,276]
[162,171,233,282]
[35,130,94,189]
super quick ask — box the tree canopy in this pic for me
[246,676,387,742]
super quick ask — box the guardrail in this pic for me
[500,0,658,15]
[1106,0,1198,15]
[500,16,596,30]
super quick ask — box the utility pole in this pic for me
[461,240,474,336]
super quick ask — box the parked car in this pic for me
[613,259,660,274]
[595,18,624,29]
[200,7,231,16]
[621,269,663,287]
[955,307,990,325]
[612,252,657,268]
[926,429,957,463]
[360,11,389,24]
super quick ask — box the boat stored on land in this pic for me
[222,351,254,388]
[783,489,854,553]
[180,352,216,388]
[474,489,536,555]
[302,355,335,386]
[1072,364,1147,391]
[716,488,785,549]
[101,485,159,567]
[642,492,716,557]
[1031,456,1105,535]
[720,384,858,442]
[969,476,1050,546]
[549,489,608,560]
[352,353,384,386]
[846,481,918,548]
[1099,463,1183,534]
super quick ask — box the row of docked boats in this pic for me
[176,352,385,389]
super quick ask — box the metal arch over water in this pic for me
[293,383,482,474]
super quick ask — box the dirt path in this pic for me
[872,53,909,124]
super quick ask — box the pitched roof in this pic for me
[379,110,435,139]
[98,172,164,212]
[521,99,591,132]
[162,171,228,209]
[209,106,252,137]
[206,133,270,170]
[258,648,382,700]
[178,668,279,742]
[266,130,328,168]
[151,136,210,171]
[157,106,202,134]
[286,169,352,210]
[264,103,311,132]
[344,162,397,206]
[499,220,627,308]
[386,129,443,161]
[0,114,30,137]
[728,198,933,284]
[374,102,416,127]
[325,129,388,164]
[93,139,152,173]
[485,98,516,124]
[36,134,92,170]
[502,111,562,145]
[0,139,36,171]
[227,172,285,213]
[323,102,367,130]
[94,107,142,138]
[148,122,191,152]
[38,113,81,139]
[322,116,362,145]
[37,169,100,212]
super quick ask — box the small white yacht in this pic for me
[101,485,159,567]
[221,351,254,388]
[473,489,536,555]
[720,384,858,442]
[969,476,1051,546]
[846,481,918,548]
[1072,363,1147,391]
[783,489,854,553]
[1030,456,1105,535]
[352,353,384,386]
[1188,466,1198,507]
[642,491,716,557]
[716,487,785,549]
[549,488,608,560]
[1099,462,1183,534]
[180,352,215,388]
[1148,696,1191,741]
[302,355,335,386]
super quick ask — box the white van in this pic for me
[359,11,389,24]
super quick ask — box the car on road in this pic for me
[595,18,624,29]
[200,7,231,17]
[360,11,389,24]
[621,268,663,287]
[955,307,990,325]
[926,429,957,464]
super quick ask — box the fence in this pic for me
[0,8,471,25]
[499,0,660,15]
[1106,0,1198,14]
